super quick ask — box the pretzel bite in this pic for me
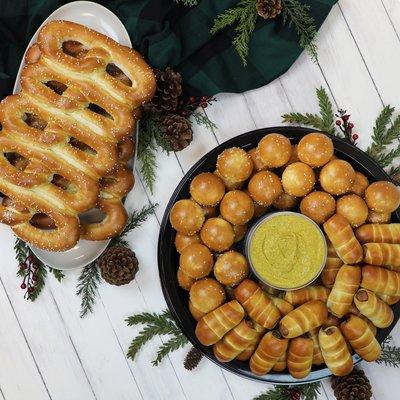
[248,148,267,172]
[249,331,289,375]
[323,214,363,264]
[363,243,400,268]
[367,210,391,224]
[234,279,281,329]
[177,268,195,291]
[279,300,328,338]
[341,315,381,361]
[248,171,283,206]
[336,194,368,228]
[350,172,369,197]
[214,251,249,286]
[320,159,355,195]
[175,232,201,254]
[318,326,353,376]
[195,300,244,346]
[233,224,248,243]
[327,265,361,318]
[216,147,253,184]
[170,199,204,235]
[213,319,263,363]
[365,181,400,213]
[200,217,235,252]
[272,192,298,210]
[190,173,225,206]
[354,289,394,328]
[284,286,330,306]
[282,162,316,197]
[179,243,213,279]
[287,337,314,379]
[257,133,292,168]
[189,278,226,316]
[355,223,400,244]
[297,133,334,167]
[361,265,400,296]
[220,190,254,225]
[300,191,336,225]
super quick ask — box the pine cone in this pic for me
[99,246,139,286]
[144,67,182,114]
[160,113,193,151]
[332,369,373,400]
[256,0,282,19]
[184,347,203,371]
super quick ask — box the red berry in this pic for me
[348,122,354,129]
[335,120,342,126]
[19,263,27,270]
[342,114,350,121]
[201,96,208,102]
[20,283,27,290]
[189,96,196,103]
[352,133,359,140]
[32,274,38,282]
[200,102,208,108]
[28,287,34,294]
[27,255,34,262]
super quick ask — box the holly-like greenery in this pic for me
[282,86,400,182]
[126,309,188,366]
[376,335,400,368]
[253,382,321,400]
[76,203,157,317]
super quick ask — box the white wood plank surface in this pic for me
[0,1,399,399]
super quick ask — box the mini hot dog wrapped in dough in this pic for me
[376,292,400,305]
[340,315,381,362]
[279,300,328,338]
[287,337,314,379]
[235,321,265,361]
[284,286,330,306]
[250,331,289,376]
[363,243,400,268]
[319,326,353,376]
[272,351,287,372]
[355,223,400,244]
[354,289,394,328]
[308,328,324,365]
[361,265,400,296]
[323,214,363,264]
[195,300,244,346]
[234,279,281,329]
[213,319,263,362]
[270,296,294,316]
[327,265,361,317]
[321,240,343,288]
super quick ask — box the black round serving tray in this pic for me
[158,126,400,384]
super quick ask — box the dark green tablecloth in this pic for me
[0,0,337,97]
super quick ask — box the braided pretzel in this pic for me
[0,20,155,250]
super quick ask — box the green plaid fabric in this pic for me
[0,0,337,97]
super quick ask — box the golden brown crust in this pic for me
[363,243,400,268]
[355,223,400,244]
[287,337,314,378]
[361,265,400,296]
[284,286,330,306]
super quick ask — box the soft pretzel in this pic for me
[0,20,155,250]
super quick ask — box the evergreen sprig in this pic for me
[191,111,218,135]
[282,86,335,135]
[253,382,321,400]
[126,309,188,365]
[281,0,318,62]
[376,335,400,368]
[29,262,47,301]
[48,267,65,282]
[210,0,258,66]
[76,261,101,318]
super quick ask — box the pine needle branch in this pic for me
[14,237,29,266]
[152,335,188,366]
[48,267,65,282]
[76,261,102,318]
[376,335,400,367]
[282,0,318,62]
[282,112,325,130]
[137,126,157,194]
[211,0,258,66]
[29,263,47,301]
[191,110,218,135]
[253,382,321,400]
[316,87,335,135]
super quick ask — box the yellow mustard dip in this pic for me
[249,214,325,289]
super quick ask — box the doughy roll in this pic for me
[287,337,314,379]
[284,286,330,306]
[235,322,264,361]
[358,315,377,336]
[319,326,353,376]
[327,265,361,318]
[279,300,328,338]
[308,328,324,365]
[376,292,400,305]
[195,300,244,346]
[361,265,400,296]
[234,279,281,329]
[213,320,262,362]
[354,289,394,328]
[272,351,287,372]
[321,240,343,288]
[340,315,381,361]
[363,243,400,268]
[322,314,341,329]
[355,223,400,244]
[270,296,294,316]
[323,214,363,264]
[250,331,289,376]
[347,302,362,316]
